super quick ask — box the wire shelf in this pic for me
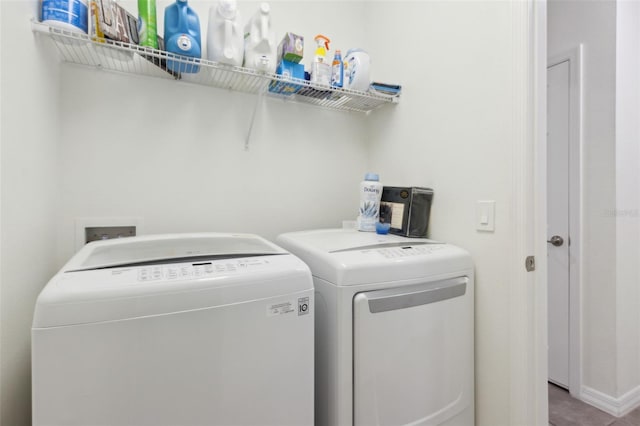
[31,21,399,114]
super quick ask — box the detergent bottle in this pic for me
[206,0,243,66]
[243,3,276,73]
[311,34,330,86]
[344,48,371,92]
[164,0,201,73]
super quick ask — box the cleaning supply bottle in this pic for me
[41,0,89,33]
[331,49,343,87]
[311,34,330,86]
[243,3,276,73]
[357,173,383,232]
[344,48,371,92]
[206,0,243,66]
[138,0,158,48]
[164,0,201,73]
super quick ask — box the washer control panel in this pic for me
[134,258,270,282]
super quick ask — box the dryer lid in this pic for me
[276,229,473,286]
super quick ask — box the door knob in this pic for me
[547,235,564,247]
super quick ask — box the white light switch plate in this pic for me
[476,200,496,232]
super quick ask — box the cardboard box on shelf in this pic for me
[269,60,305,95]
[277,32,304,63]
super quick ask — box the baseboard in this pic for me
[581,385,640,417]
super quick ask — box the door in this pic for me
[547,60,571,389]
[352,277,473,426]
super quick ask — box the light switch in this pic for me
[476,200,495,232]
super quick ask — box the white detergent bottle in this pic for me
[206,0,243,66]
[357,173,383,232]
[243,2,276,73]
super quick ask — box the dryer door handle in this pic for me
[356,277,468,314]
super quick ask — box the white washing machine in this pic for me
[276,228,474,426]
[32,233,314,426]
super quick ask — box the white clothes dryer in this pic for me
[276,228,474,426]
[32,233,314,426]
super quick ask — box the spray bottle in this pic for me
[311,34,330,86]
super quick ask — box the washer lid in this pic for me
[276,229,473,286]
[33,234,312,328]
[66,233,285,271]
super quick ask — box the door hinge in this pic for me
[525,256,536,272]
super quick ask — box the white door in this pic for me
[547,60,571,389]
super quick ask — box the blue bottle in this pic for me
[164,0,201,73]
[331,49,343,88]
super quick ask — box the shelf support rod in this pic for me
[245,86,265,151]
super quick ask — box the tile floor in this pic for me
[549,383,640,426]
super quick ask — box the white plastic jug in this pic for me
[243,2,276,73]
[206,0,243,66]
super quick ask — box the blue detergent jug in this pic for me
[164,0,201,73]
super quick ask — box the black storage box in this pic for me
[379,187,434,238]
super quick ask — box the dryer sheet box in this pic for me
[277,32,304,63]
[380,187,434,238]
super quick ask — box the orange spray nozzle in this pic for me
[314,34,331,51]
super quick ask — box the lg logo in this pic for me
[298,297,310,316]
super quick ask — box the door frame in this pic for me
[509,1,548,424]
[516,6,585,424]
[547,46,584,398]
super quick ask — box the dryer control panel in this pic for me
[374,245,444,259]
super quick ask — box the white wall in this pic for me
[366,2,520,424]
[0,1,62,425]
[615,0,640,398]
[55,0,371,264]
[548,0,618,397]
